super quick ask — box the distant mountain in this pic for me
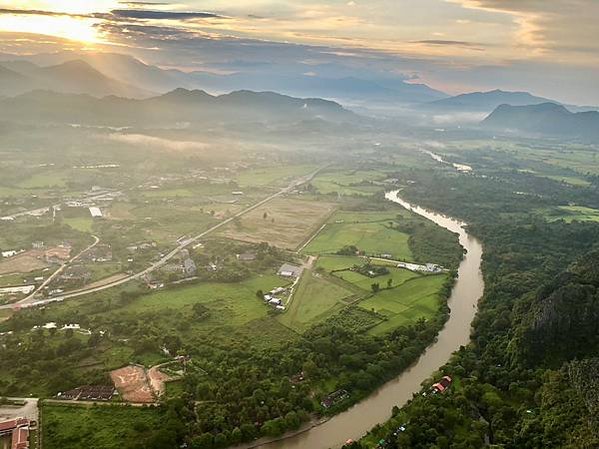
[424,89,555,113]
[0,88,356,126]
[481,103,599,141]
[0,52,447,105]
[0,59,152,98]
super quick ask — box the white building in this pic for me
[89,207,103,218]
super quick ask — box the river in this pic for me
[251,190,484,449]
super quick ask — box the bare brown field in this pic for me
[110,365,155,403]
[147,364,176,397]
[219,197,337,250]
[0,250,48,275]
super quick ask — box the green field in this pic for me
[304,218,413,260]
[64,216,95,233]
[119,275,283,320]
[336,267,420,291]
[543,175,592,187]
[311,170,388,196]
[360,274,447,335]
[42,403,164,449]
[546,205,599,223]
[236,164,317,188]
[278,271,354,332]
[315,255,364,271]
[17,171,68,189]
[316,255,420,290]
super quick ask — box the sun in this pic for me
[0,14,101,43]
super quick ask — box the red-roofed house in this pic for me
[432,375,453,393]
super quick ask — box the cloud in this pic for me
[413,39,483,47]
[0,8,79,17]
[109,9,223,20]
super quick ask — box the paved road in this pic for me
[2,167,324,310]
[19,235,100,304]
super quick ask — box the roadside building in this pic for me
[277,263,303,278]
[89,206,103,218]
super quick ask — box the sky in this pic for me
[0,0,598,104]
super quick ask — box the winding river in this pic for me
[253,190,484,449]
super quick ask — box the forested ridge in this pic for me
[350,167,599,449]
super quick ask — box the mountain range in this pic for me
[0,52,446,104]
[425,89,555,112]
[0,59,151,98]
[0,88,356,126]
[481,103,599,141]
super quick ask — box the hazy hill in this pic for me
[424,89,554,112]
[0,59,152,98]
[0,52,447,105]
[0,88,356,126]
[481,102,599,140]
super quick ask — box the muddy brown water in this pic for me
[243,190,484,449]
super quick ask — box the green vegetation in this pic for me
[277,271,353,332]
[63,216,95,233]
[304,216,413,260]
[545,205,599,222]
[42,403,168,449]
[360,275,448,335]
[236,164,317,187]
[311,170,388,196]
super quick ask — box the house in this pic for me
[320,389,349,409]
[237,252,257,262]
[268,298,282,306]
[183,258,197,276]
[207,262,218,272]
[61,265,91,283]
[0,418,30,449]
[89,206,103,218]
[432,375,453,393]
[277,263,303,278]
[1,250,18,258]
[31,241,44,249]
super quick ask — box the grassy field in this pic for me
[17,171,68,189]
[336,267,421,291]
[360,274,447,335]
[543,175,592,187]
[64,216,95,233]
[236,164,317,188]
[119,275,282,319]
[311,170,388,196]
[316,255,421,290]
[0,309,13,321]
[545,205,599,223]
[277,270,354,332]
[304,216,412,260]
[42,403,164,449]
[219,197,336,250]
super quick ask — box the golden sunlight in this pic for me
[0,14,101,43]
